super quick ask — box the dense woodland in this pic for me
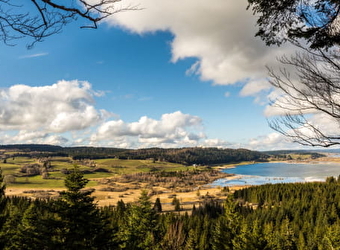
[0,166,339,249]
[0,144,268,165]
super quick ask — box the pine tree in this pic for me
[185,229,196,250]
[56,167,112,249]
[212,197,241,250]
[153,197,162,213]
[119,190,158,249]
[0,169,6,230]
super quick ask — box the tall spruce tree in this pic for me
[0,169,6,228]
[56,167,112,249]
[118,190,158,249]
[153,197,162,213]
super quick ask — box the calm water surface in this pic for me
[212,162,340,186]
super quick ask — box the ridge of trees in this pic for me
[0,144,268,165]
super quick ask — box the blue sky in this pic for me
[0,0,316,150]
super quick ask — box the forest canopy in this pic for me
[0,144,268,165]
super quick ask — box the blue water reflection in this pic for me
[212,162,340,186]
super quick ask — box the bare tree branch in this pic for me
[268,47,340,147]
[0,0,138,48]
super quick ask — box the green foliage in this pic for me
[234,181,340,249]
[118,190,158,249]
[63,167,89,192]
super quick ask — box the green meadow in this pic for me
[0,156,191,189]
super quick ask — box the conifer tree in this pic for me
[56,167,112,249]
[119,190,158,249]
[153,197,162,213]
[0,169,6,231]
[212,197,241,250]
[185,229,196,250]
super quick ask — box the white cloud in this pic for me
[240,79,272,97]
[91,111,205,147]
[248,112,340,150]
[19,53,48,59]
[248,133,294,151]
[283,113,340,141]
[0,80,110,133]
[0,130,69,145]
[308,113,340,137]
[107,0,293,93]
[201,138,234,148]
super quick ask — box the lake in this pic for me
[212,162,340,186]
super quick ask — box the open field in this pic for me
[5,179,242,212]
[0,155,237,211]
[0,156,197,187]
[2,151,333,210]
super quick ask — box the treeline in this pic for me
[61,147,268,165]
[123,147,267,165]
[264,150,326,160]
[1,167,340,249]
[233,178,340,249]
[0,144,268,165]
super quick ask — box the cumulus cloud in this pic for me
[107,0,293,94]
[249,112,340,150]
[240,79,272,97]
[91,111,205,147]
[248,133,293,151]
[200,138,234,148]
[0,130,69,145]
[308,113,340,137]
[0,80,109,133]
[282,113,340,141]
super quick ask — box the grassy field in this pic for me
[0,155,233,210]
[0,156,193,189]
[95,158,189,174]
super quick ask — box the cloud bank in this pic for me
[90,111,206,148]
[0,79,302,150]
[108,0,293,95]
[0,80,106,133]
[0,81,227,148]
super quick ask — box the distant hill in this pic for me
[0,144,268,166]
[0,144,63,152]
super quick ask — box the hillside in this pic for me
[0,144,268,165]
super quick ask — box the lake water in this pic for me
[212,162,340,186]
